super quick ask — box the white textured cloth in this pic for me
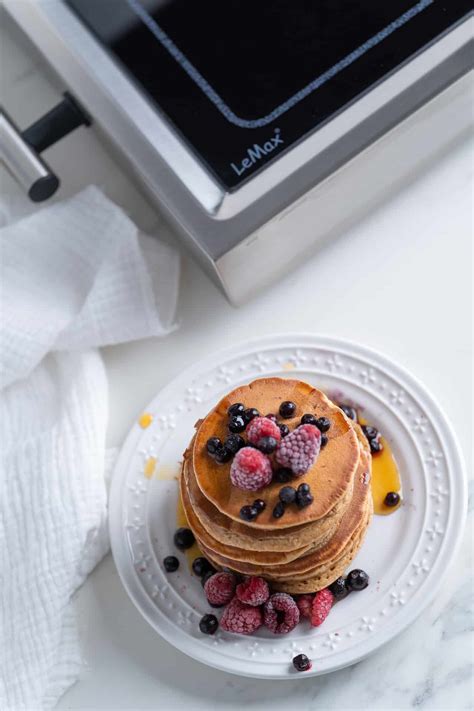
[0,186,180,710]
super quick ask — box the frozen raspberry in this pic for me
[236,576,270,606]
[246,416,281,445]
[275,424,321,476]
[310,588,334,627]
[204,572,237,606]
[230,447,273,491]
[220,597,263,635]
[264,593,300,634]
[296,594,314,619]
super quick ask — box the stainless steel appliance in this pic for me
[4,0,472,303]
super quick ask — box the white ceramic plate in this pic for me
[109,335,466,679]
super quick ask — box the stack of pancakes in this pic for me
[180,378,373,593]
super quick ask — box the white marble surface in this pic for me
[2,12,473,711]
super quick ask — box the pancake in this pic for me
[196,436,371,578]
[193,378,359,529]
[180,463,318,565]
[183,445,353,552]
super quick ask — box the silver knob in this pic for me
[0,108,59,202]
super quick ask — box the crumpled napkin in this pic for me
[0,186,180,710]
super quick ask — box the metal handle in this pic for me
[0,109,59,202]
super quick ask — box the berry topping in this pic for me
[369,438,383,454]
[273,467,292,483]
[246,416,281,445]
[201,570,214,587]
[256,436,278,454]
[230,447,273,491]
[264,593,300,634]
[279,401,297,418]
[315,417,331,433]
[243,407,259,423]
[228,415,246,433]
[320,434,328,448]
[340,403,358,421]
[228,403,245,416]
[224,433,245,454]
[296,594,314,618]
[279,486,296,504]
[275,424,321,475]
[362,425,379,440]
[240,504,258,521]
[236,576,270,606]
[173,527,195,550]
[253,499,266,513]
[328,577,349,600]
[300,413,318,426]
[310,589,334,627]
[293,653,312,672]
[220,597,263,635]
[278,423,290,438]
[163,556,179,572]
[204,572,237,606]
[206,436,222,455]
[346,569,369,591]
[192,557,215,578]
[265,413,278,422]
[384,491,400,507]
[214,447,233,464]
[272,501,286,519]
[296,482,314,509]
[199,613,218,635]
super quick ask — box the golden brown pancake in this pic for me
[183,445,353,552]
[180,464,318,565]
[196,436,371,578]
[193,378,359,528]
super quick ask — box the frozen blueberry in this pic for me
[278,423,290,438]
[206,436,221,455]
[257,436,278,454]
[265,413,278,422]
[279,486,296,504]
[199,614,218,635]
[253,499,266,513]
[346,569,369,591]
[369,438,383,454]
[214,447,232,464]
[279,401,296,419]
[228,415,246,433]
[384,491,400,507]
[201,570,214,587]
[272,501,286,519]
[328,576,349,600]
[320,434,328,448]
[224,434,245,454]
[362,425,379,440]
[301,413,318,426]
[228,403,245,416]
[243,407,259,423]
[192,557,215,577]
[163,556,179,572]
[315,417,331,433]
[340,404,358,421]
[173,527,195,550]
[240,505,258,521]
[293,653,312,672]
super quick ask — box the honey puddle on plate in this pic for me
[369,436,402,515]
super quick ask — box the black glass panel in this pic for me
[66,0,470,188]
